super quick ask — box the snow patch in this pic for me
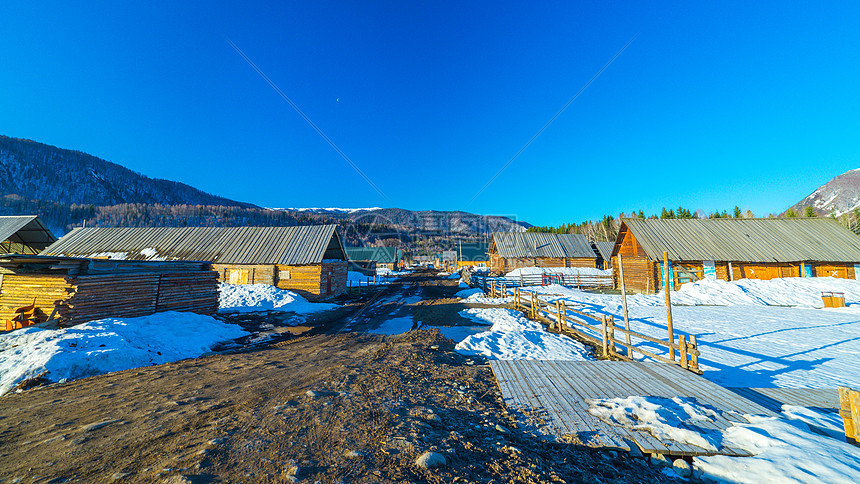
[0,312,248,395]
[218,283,338,314]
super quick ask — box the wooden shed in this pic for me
[0,215,57,254]
[611,218,860,293]
[592,241,615,270]
[0,255,218,329]
[41,225,348,299]
[488,232,599,273]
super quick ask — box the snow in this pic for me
[518,278,860,388]
[218,283,338,314]
[0,312,249,395]
[368,316,414,335]
[695,411,860,483]
[348,271,391,285]
[588,396,721,452]
[376,267,410,276]
[454,308,592,361]
[455,288,483,298]
[588,397,860,483]
[460,292,513,305]
[280,207,382,213]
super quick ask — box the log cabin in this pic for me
[41,225,348,299]
[457,242,490,268]
[611,217,860,292]
[0,215,57,254]
[0,254,218,329]
[489,232,599,273]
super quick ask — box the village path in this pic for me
[0,272,679,484]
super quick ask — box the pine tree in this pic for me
[803,206,816,217]
[785,208,798,218]
[733,206,742,218]
[660,207,669,219]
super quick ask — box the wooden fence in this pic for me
[488,282,702,374]
[470,270,613,292]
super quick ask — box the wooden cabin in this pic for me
[0,215,57,254]
[611,218,860,293]
[345,246,398,271]
[489,232,598,273]
[41,225,348,299]
[0,255,218,329]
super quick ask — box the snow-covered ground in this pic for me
[454,308,592,361]
[219,283,338,314]
[517,278,860,389]
[0,312,249,396]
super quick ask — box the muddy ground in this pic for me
[0,272,682,483]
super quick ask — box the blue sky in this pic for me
[2,1,859,226]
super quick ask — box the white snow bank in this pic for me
[376,268,409,276]
[0,312,249,395]
[455,308,592,360]
[218,283,338,313]
[695,411,860,483]
[505,266,612,278]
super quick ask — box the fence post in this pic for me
[679,335,688,370]
[607,316,616,356]
[617,255,632,357]
[838,387,860,447]
[554,300,562,330]
[689,334,699,372]
[601,315,608,357]
[531,292,538,319]
[664,251,675,361]
[559,300,567,328]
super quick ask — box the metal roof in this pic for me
[0,215,57,249]
[457,243,490,262]
[345,246,397,263]
[593,241,615,261]
[616,218,860,263]
[42,225,345,265]
[491,232,597,259]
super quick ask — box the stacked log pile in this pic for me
[0,262,219,328]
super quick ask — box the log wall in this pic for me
[490,254,597,273]
[212,264,276,285]
[275,261,347,299]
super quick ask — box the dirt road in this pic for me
[0,272,677,483]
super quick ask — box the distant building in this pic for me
[344,246,399,271]
[488,232,598,273]
[592,241,615,270]
[612,218,860,293]
[42,225,348,299]
[0,215,57,254]
[456,242,490,268]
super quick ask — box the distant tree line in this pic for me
[526,204,835,242]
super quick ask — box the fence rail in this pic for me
[487,282,702,374]
[470,270,613,292]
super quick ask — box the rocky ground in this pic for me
[0,272,687,483]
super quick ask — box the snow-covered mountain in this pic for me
[788,168,860,216]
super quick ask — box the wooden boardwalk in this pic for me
[490,360,780,457]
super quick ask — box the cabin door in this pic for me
[326,271,332,295]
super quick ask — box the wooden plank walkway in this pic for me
[490,360,780,457]
[726,387,840,413]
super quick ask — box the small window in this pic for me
[279,270,291,280]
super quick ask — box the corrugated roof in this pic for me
[618,218,860,263]
[42,225,344,265]
[345,246,397,263]
[491,232,597,259]
[458,243,490,262]
[593,241,614,261]
[0,215,57,249]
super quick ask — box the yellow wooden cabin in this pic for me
[612,218,860,293]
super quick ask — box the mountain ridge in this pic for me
[788,168,860,216]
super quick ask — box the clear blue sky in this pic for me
[2,1,859,226]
